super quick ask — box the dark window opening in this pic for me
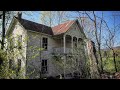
[76,59,78,63]
[0,59,3,65]
[75,42,77,47]
[41,59,47,74]
[9,38,14,51]
[42,37,48,50]
[18,35,22,49]
[18,59,21,72]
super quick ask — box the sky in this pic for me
[22,11,120,47]
[0,11,120,48]
[22,11,120,29]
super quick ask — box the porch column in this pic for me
[63,34,66,79]
[63,34,66,53]
[77,37,78,48]
[76,38,79,70]
[71,36,73,53]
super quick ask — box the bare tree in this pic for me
[83,11,104,73]
[39,11,68,27]
[103,12,120,72]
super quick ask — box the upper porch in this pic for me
[52,34,84,55]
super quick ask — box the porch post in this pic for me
[63,34,66,53]
[76,37,79,71]
[71,36,73,53]
[63,34,66,79]
[77,37,78,48]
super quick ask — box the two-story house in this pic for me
[6,13,87,79]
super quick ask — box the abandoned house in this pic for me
[6,13,88,79]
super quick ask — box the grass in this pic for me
[102,57,120,74]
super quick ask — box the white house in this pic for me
[6,13,87,79]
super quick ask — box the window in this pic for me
[73,41,77,48]
[18,35,22,49]
[75,42,77,47]
[0,59,3,65]
[9,38,14,50]
[42,37,48,50]
[18,59,21,72]
[41,59,47,74]
[73,38,77,48]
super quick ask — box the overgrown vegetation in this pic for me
[102,49,120,74]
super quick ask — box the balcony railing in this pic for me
[52,47,83,56]
[52,47,72,54]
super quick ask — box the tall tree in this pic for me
[103,12,120,72]
[84,11,104,73]
[1,11,5,49]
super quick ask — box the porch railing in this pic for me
[52,47,72,54]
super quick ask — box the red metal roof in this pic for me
[52,20,75,35]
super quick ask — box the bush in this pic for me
[0,49,21,79]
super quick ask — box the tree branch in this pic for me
[85,11,95,22]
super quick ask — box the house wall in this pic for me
[11,21,27,78]
[26,22,87,78]
[65,22,83,38]
[26,31,60,78]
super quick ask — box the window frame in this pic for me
[18,35,22,49]
[41,59,48,74]
[17,59,21,72]
[42,37,48,50]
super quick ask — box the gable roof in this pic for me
[15,17,54,35]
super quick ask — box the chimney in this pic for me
[16,11,22,19]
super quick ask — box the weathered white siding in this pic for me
[65,22,82,38]
[26,22,86,78]
[26,30,60,78]
[11,22,27,78]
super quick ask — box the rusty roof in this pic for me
[15,17,76,36]
[52,20,75,35]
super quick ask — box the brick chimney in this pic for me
[16,11,22,19]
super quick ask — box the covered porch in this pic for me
[52,34,83,54]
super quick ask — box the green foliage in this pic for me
[0,34,44,79]
[103,57,120,74]
[101,48,120,74]
[0,49,19,79]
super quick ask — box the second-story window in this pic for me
[42,37,48,50]
[18,35,22,49]
[9,37,14,51]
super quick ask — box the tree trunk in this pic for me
[1,11,6,50]
[98,44,104,73]
[86,40,100,79]
[93,11,103,73]
[112,50,117,72]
